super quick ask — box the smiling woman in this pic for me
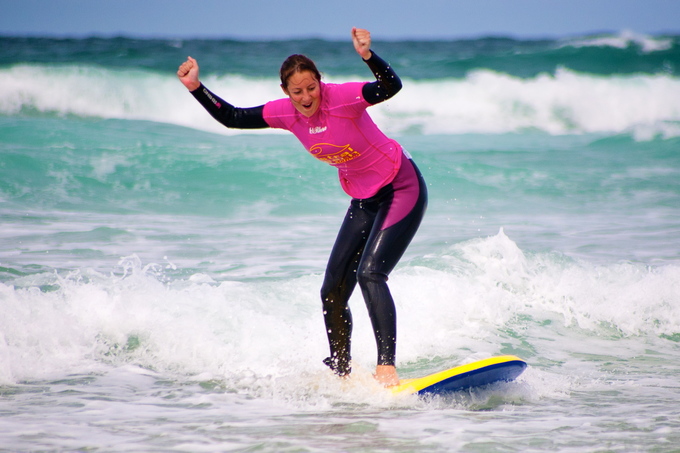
[281,65,321,116]
[278,54,322,116]
[176,27,427,387]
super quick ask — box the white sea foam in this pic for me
[2,231,678,388]
[377,69,680,139]
[1,64,679,139]
[561,30,674,53]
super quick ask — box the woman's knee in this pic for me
[320,275,354,310]
[356,261,388,290]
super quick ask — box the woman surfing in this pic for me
[177,28,427,387]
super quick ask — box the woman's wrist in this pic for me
[186,80,201,92]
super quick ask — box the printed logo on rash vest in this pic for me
[202,87,222,108]
[310,143,361,165]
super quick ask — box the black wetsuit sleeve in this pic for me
[190,84,269,129]
[361,51,403,105]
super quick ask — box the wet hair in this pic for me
[279,54,322,88]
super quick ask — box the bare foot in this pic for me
[374,365,399,387]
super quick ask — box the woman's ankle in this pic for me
[374,365,399,387]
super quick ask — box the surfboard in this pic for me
[391,355,527,396]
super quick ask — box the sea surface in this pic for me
[1,31,680,452]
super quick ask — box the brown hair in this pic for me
[279,54,322,88]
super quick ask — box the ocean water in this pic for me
[1,31,680,452]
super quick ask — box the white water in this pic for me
[3,230,679,385]
[2,65,680,139]
[3,230,680,450]
[561,29,674,52]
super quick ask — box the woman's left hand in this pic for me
[352,27,372,60]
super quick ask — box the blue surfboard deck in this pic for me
[391,355,527,396]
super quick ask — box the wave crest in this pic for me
[2,64,679,139]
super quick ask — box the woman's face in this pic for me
[282,70,320,117]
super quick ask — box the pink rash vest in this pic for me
[263,81,403,199]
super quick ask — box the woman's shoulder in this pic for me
[323,81,366,96]
[322,81,369,111]
[262,97,298,129]
[263,97,295,116]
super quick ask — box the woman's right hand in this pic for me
[351,27,372,60]
[177,56,201,91]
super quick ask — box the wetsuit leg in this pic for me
[357,159,428,366]
[320,198,375,376]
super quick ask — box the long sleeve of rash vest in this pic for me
[190,85,268,129]
[361,51,403,105]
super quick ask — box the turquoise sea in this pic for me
[1,31,680,451]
